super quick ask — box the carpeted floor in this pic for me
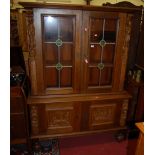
[11,132,134,155]
[59,133,128,155]
[10,139,60,155]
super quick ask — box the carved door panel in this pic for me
[33,9,82,95]
[30,102,81,136]
[88,100,129,130]
[82,11,132,93]
[45,102,77,134]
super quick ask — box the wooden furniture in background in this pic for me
[10,67,29,145]
[135,122,144,155]
[10,10,20,47]
[126,78,144,124]
[19,2,143,140]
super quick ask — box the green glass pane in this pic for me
[56,38,63,47]
[56,63,63,70]
[97,63,104,70]
[99,39,106,47]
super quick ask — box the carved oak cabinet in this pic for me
[19,2,142,139]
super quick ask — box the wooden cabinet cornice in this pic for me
[19,2,142,13]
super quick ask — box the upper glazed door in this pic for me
[82,11,131,93]
[34,9,82,95]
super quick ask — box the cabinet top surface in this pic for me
[19,2,142,13]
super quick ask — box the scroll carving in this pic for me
[25,14,38,95]
[120,100,128,126]
[30,105,39,135]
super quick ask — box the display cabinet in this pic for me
[19,2,142,139]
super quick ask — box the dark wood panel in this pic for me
[135,85,144,122]
[88,67,99,86]
[43,43,58,65]
[89,44,101,63]
[60,44,73,65]
[10,75,29,145]
[45,67,58,88]
[60,67,72,87]
[10,114,27,139]
[102,44,115,63]
[100,67,113,86]
[10,97,24,113]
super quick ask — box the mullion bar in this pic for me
[57,18,61,88]
[99,19,105,86]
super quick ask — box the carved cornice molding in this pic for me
[102,1,143,8]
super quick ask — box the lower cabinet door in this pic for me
[30,99,129,136]
[30,102,81,135]
[88,99,129,130]
[45,102,76,134]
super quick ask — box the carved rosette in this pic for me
[25,14,38,95]
[30,105,39,135]
[120,100,128,126]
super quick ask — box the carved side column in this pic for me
[25,14,38,95]
[120,100,129,126]
[30,105,39,135]
[18,9,29,76]
[119,14,133,90]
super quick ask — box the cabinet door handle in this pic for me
[84,55,89,64]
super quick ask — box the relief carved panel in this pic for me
[120,100,129,126]
[89,104,116,127]
[46,106,74,132]
[25,14,38,95]
[30,105,39,135]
